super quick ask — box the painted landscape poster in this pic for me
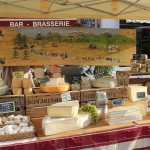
[0,27,136,66]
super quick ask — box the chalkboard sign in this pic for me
[137,92,145,98]
[112,98,123,107]
[0,102,15,114]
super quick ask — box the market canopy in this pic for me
[0,0,149,20]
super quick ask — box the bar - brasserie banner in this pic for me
[0,25,136,66]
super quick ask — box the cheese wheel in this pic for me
[0,85,8,95]
[131,63,141,68]
[40,83,70,93]
[12,79,23,88]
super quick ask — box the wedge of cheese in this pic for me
[128,86,147,102]
[108,106,141,118]
[42,110,100,136]
[47,100,79,118]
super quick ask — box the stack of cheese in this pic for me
[0,79,8,96]
[11,78,33,95]
[42,100,101,136]
[107,106,142,125]
[131,54,150,73]
[40,77,70,93]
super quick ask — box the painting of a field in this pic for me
[0,27,136,66]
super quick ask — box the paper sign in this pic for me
[13,71,24,79]
[0,102,15,113]
[61,92,71,102]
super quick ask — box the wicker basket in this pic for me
[0,130,35,141]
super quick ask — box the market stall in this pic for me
[0,0,150,150]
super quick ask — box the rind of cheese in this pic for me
[91,79,115,88]
[128,86,147,102]
[0,85,8,95]
[47,100,79,118]
[123,99,148,116]
[108,106,141,118]
[12,79,23,88]
[0,79,4,87]
[40,83,70,93]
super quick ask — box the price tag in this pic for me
[13,71,24,79]
[112,98,122,107]
[0,102,15,114]
[61,92,71,102]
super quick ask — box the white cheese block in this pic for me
[91,80,115,88]
[42,111,92,136]
[47,100,79,117]
[123,99,148,116]
[108,106,141,118]
[58,77,65,85]
[45,78,58,86]
[0,79,4,87]
[128,86,147,102]
[0,85,8,95]
[107,114,143,125]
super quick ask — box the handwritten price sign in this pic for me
[61,92,71,102]
[13,71,24,79]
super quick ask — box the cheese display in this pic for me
[42,111,98,136]
[47,100,79,118]
[40,77,70,93]
[108,106,141,118]
[128,86,147,101]
[107,106,142,125]
[123,99,148,116]
[0,79,8,96]
[91,79,115,88]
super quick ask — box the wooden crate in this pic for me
[0,92,25,117]
[25,89,80,118]
[116,71,150,86]
[80,86,128,103]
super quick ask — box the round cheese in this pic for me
[40,83,70,93]
[0,85,8,95]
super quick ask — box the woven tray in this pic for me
[0,130,35,141]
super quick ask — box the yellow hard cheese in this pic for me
[47,100,79,118]
[128,86,147,102]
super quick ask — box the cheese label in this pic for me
[137,92,145,99]
[13,71,24,79]
[112,98,123,107]
[61,92,71,102]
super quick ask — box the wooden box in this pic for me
[116,71,150,94]
[80,86,128,105]
[25,89,80,118]
[0,91,25,117]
